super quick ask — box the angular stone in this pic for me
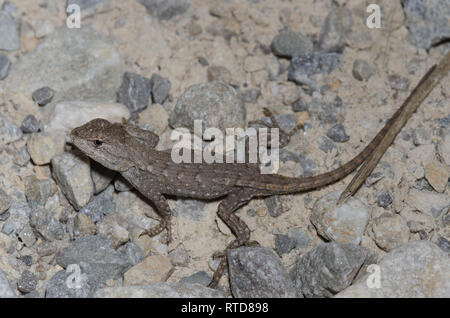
[56,236,132,284]
[228,247,296,298]
[139,0,191,20]
[27,132,66,165]
[271,28,313,58]
[51,152,93,210]
[0,11,20,51]
[336,241,450,297]
[123,254,174,286]
[311,191,370,245]
[425,160,449,193]
[291,242,371,297]
[32,86,55,106]
[151,73,171,104]
[117,72,153,114]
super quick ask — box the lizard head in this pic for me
[70,118,137,172]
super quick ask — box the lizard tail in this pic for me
[239,64,438,194]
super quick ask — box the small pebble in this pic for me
[387,74,410,91]
[0,53,11,80]
[352,59,374,81]
[17,270,37,294]
[327,123,349,143]
[32,87,55,106]
[20,115,39,133]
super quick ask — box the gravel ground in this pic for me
[0,0,449,298]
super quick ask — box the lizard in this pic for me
[69,58,446,288]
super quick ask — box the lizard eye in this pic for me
[93,140,103,146]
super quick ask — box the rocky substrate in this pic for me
[0,0,449,298]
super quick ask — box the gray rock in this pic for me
[90,161,116,194]
[1,1,18,16]
[318,7,353,52]
[32,87,55,106]
[56,235,132,285]
[241,88,261,104]
[311,191,370,245]
[274,234,296,255]
[0,115,23,145]
[413,126,431,145]
[318,136,336,153]
[288,228,312,249]
[45,269,93,298]
[20,255,33,267]
[271,28,313,58]
[228,246,297,298]
[3,27,123,104]
[18,223,36,247]
[303,97,341,125]
[173,199,206,221]
[376,190,393,208]
[13,146,30,166]
[299,155,318,177]
[117,72,153,115]
[288,52,341,87]
[151,73,171,104]
[0,11,20,51]
[119,242,144,266]
[29,205,65,242]
[327,123,349,143]
[1,196,30,237]
[292,97,307,112]
[352,59,374,81]
[51,151,93,211]
[0,188,11,215]
[436,236,450,253]
[139,0,191,20]
[94,282,224,297]
[17,270,37,294]
[37,242,57,257]
[25,176,56,207]
[179,271,212,286]
[387,74,410,91]
[0,269,16,297]
[168,247,190,266]
[0,53,11,80]
[401,0,450,49]
[66,0,112,18]
[96,214,129,247]
[291,242,370,297]
[264,195,285,217]
[336,241,450,297]
[20,115,39,134]
[169,81,246,134]
[198,56,208,66]
[80,185,115,223]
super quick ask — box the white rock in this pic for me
[123,254,174,286]
[34,19,55,38]
[42,101,130,136]
[369,213,410,252]
[336,241,450,297]
[311,191,371,244]
[407,189,450,218]
[26,132,65,165]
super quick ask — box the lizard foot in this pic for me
[141,219,172,244]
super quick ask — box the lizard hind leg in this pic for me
[208,189,258,288]
[140,191,172,244]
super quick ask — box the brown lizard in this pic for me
[70,58,446,288]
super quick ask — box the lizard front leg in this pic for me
[141,191,172,244]
[209,189,259,288]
